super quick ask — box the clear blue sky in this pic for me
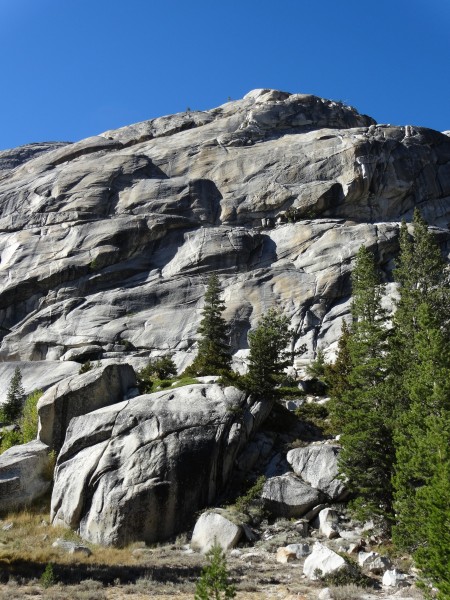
[0,0,449,150]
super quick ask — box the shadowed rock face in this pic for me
[0,89,449,371]
[51,384,270,546]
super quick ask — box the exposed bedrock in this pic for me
[51,383,270,546]
[0,89,448,369]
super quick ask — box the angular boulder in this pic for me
[37,363,137,451]
[312,507,340,539]
[51,384,271,546]
[0,440,51,510]
[287,443,347,500]
[261,472,322,518]
[191,510,242,552]
[303,542,347,580]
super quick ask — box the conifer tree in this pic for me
[186,274,232,376]
[391,211,450,550]
[195,543,236,600]
[329,246,393,523]
[245,308,291,399]
[2,367,25,424]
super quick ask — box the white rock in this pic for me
[285,542,311,557]
[318,589,333,600]
[191,511,242,553]
[303,542,347,580]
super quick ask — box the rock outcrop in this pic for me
[51,383,270,546]
[0,89,448,372]
[37,363,137,451]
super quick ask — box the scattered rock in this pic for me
[303,542,347,580]
[318,589,333,600]
[52,538,92,556]
[382,568,407,587]
[285,543,311,557]
[277,546,297,563]
[358,550,392,573]
[312,507,339,539]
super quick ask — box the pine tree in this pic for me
[194,543,236,600]
[245,308,291,399]
[391,211,450,550]
[329,246,393,523]
[392,304,450,550]
[414,440,450,600]
[186,275,232,376]
[2,367,25,424]
[389,209,449,415]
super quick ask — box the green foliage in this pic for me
[392,212,450,556]
[43,449,57,482]
[328,246,394,525]
[244,308,292,399]
[306,348,327,384]
[414,450,450,599]
[40,562,56,588]
[0,428,22,453]
[186,274,232,377]
[79,361,93,374]
[2,367,25,424]
[317,559,373,588]
[295,402,333,434]
[195,543,236,600]
[20,389,43,443]
[234,475,266,514]
[138,353,177,393]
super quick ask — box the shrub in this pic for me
[20,389,43,443]
[79,361,92,374]
[138,354,177,393]
[234,476,266,514]
[195,543,236,600]
[0,428,22,453]
[40,563,56,588]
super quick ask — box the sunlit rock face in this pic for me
[0,89,449,372]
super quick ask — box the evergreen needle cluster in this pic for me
[327,210,450,597]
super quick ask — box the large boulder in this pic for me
[287,443,347,500]
[261,473,323,518]
[37,363,137,451]
[51,383,272,546]
[191,510,242,552]
[0,440,51,510]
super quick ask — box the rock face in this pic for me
[51,383,270,546]
[0,89,448,370]
[287,443,347,500]
[37,363,137,451]
[0,440,51,510]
